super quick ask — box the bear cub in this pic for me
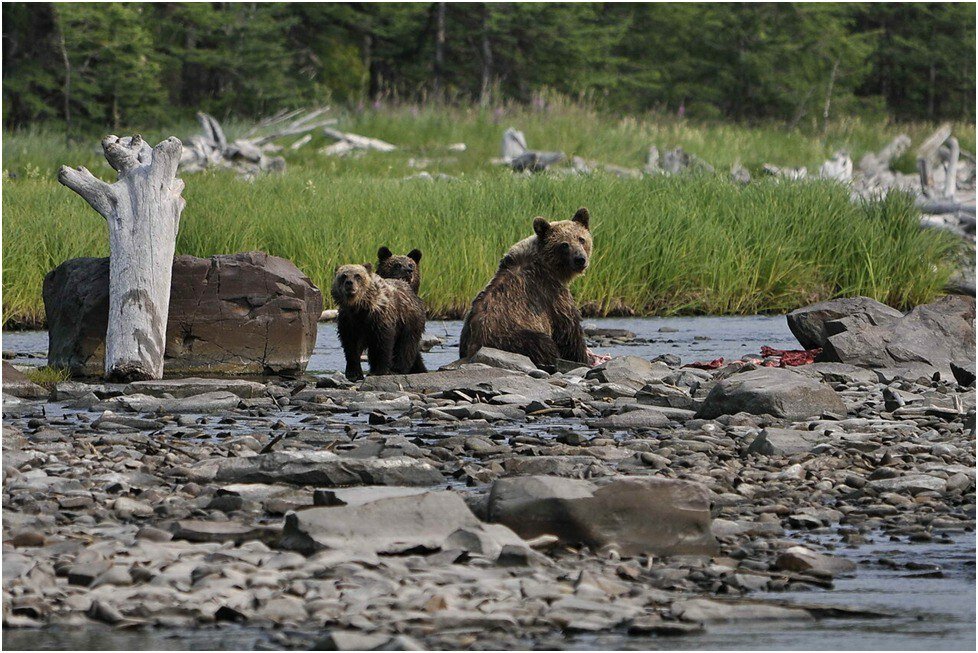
[376,247,422,294]
[459,207,593,367]
[331,263,426,380]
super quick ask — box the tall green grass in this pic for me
[2,103,967,326]
[2,168,956,326]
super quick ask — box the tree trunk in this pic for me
[821,59,839,137]
[57,29,71,137]
[58,135,186,381]
[433,2,445,98]
[480,4,493,106]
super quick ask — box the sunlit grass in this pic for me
[2,102,966,326]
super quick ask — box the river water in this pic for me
[1,315,798,373]
[2,316,975,650]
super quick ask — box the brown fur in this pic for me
[376,247,422,294]
[331,263,426,380]
[459,207,593,367]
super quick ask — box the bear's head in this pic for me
[331,263,375,308]
[532,207,592,281]
[376,246,422,291]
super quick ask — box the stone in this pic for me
[468,347,538,374]
[696,368,846,420]
[586,357,671,390]
[98,391,242,414]
[362,365,585,403]
[487,475,717,556]
[315,631,392,651]
[821,295,975,372]
[586,409,671,430]
[280,491,519,555]
[672,598,813,623]
[1,362,47,399]
[169,519,268,544]
[951,360,976,387]
[43,252,321,377]
[747,428,829,455]
[787,296,902,350]
[213,452,443,486]
[774,546,857,576]
[867,474,947,495]
[124,378,266,398]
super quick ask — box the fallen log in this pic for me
[181,108,333,176]
[321,127,396,156]
[818,150,853,182]
[58,135,185,381]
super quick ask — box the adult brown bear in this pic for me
[459,207,592,367]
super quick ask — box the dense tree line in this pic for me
[3,2,974,131]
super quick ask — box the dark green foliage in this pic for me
[2,2,975,129]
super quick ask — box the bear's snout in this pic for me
[573,254,588,271]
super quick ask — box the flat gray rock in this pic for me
[124,377,267,398]
[487,475,717,556]
[214,452,443,486]
[696,367,846,420]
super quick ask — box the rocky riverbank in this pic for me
[3,304,975,649]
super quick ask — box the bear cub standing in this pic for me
[459,207,593,367]
[332,263,426,380]
[376,246,422,294]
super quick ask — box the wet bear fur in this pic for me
[376,246,422,294]
[331,263,426,380]
[459,207,593,367]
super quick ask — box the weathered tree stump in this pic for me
[58,135,185,381]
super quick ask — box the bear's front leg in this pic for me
[552,307,589,364]
[367,325,396,376]
[337,315,365,380]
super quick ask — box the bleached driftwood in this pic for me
[58,135,185,381]
[181,109,334,176]
[942,136,960,199]
[321,127,396,156]
[762,164,807,181]
[646,146,715,175]
[858,134,910,175]
[818,150,853,182]
[493,127,565,172]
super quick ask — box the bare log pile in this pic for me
[180,108,335,177]
[58,135,185,381]
[492,128,566,172]
[321,127,397,157]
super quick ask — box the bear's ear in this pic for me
[377,246,392,262]
[407,249,422,264]
[363,263,373,273]
[533,217,551,239]
[571,207,590,230]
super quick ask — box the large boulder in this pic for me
[43,252,322,376]
[695,367,846,420]
[821,295,975,372]
[486,475,717,556]
[787,296,902,350]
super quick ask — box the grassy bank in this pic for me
[2,103,967,327]
[2,172,957,326]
